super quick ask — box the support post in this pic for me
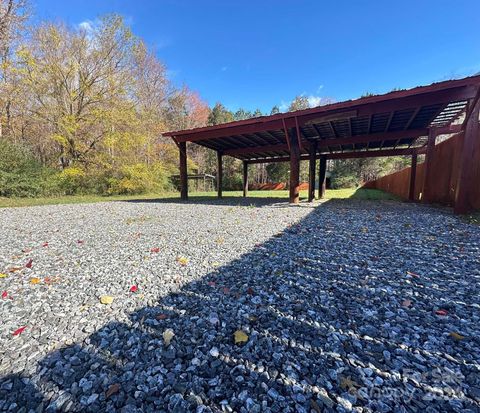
[179,141,188,200]
[288,127,300,204]
[308,140,317,202]
[217,151,223,198]
[421,127,437,203]
[454,97,480,214]
[242,161,248,197]
[408,150,418,201]
[318,155,327,199]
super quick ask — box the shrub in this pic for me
[108,162,170,195]
[0,141,47,197]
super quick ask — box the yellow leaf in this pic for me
[211,261,220,267]
[100,295,114,305]
[0,273,8,278]
[234,330,248,344]
[449,332,465,341]
[30,277,41,284]
[163,328,175,346]
[177,256,189,266]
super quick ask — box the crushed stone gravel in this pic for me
[0,197,479,412]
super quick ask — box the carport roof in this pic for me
[163,75,480,162]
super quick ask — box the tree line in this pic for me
[0,0,405,198]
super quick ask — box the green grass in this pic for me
[0,188,397,208]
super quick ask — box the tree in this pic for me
[288,96,310,111]
[0,0,29,140]
[208,103,233,126]
[270,105,280,115]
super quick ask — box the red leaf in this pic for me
[435,309,448,316]
[247,287,254,295]
[13,326,26,336]
[25,259,33,269]
[129,285,138,293]
[2,291,7,299]
[77,240,84,244]
[150,247,160,253]
[42,242,49,247]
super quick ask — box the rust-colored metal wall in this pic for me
[365,132,480,210]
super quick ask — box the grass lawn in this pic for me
[0,188,398,208]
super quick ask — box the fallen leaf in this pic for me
[13,326,26,336]
[0,273,8,278]
[211,261,220,267]
[30,277,41,284]
[77,240,84,244]
[222,287,230,294]
[42,242,49,247]
[105,383,120,398]
[449,332,465,341]
[177,256,189,266]
[25,259,33,269]
[100,295,114,305]
[208,281,216,287]
[401,299,412,308]
[163,328,175,346]
[22,248,32,253]
[2,291,7,299]
[340,376,359,391]
[129,285,138,293]
[435,309,448,316]
[361,227,368,233]
[406,271,420,278]
[247,287,254,295]
[156,313,168,320]
[234,330,248,344]
[8,267,22,273]
[150,247,160,253]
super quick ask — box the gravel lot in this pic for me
[0,198,479,412]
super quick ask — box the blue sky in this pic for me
[34,0,480,113]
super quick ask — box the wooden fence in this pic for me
[364,132,480,210]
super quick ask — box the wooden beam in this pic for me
[408,150,418,201]
[217,151,223,198]
[308,140,317,202]
[246,147,418,164]
[421,127,438,203]
[289,128,301,204]
[179,141,188,200]
[242,161,248,198]
[318,155,327,199]
[224,128,429,157]
[454,97,480,214]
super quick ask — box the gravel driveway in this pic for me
[0,198,479,412]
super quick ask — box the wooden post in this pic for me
[242,161,248,197]
[318,155,327,199]
[421,127,437,203]
[308,140,317,202]
[289,127,300,204]
[217,151,223,198]
[179,141,188,200]
[454,98,480,214]
[408,150,418,201]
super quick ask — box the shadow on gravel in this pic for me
[1,200,478,412]
[121,196,306,208]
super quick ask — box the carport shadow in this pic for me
[0,201,477,412]
[122,195,307,208]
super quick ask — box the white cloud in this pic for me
[78,20,94,33]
